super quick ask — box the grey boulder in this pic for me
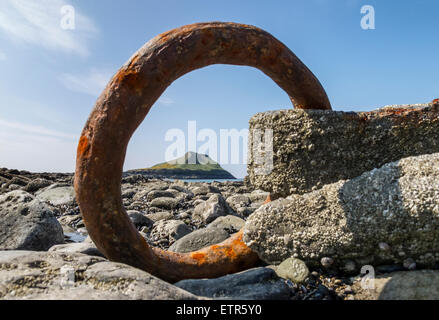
[191,184,220,196]
[127,210,153,228]
[23,178,52,193]
[0,190,64,251]
[150,219,192,245]
[175,267,291,300]
[169,227,230,253]
[226,194,251,211]
[0,250,197,300]
[352,270,439,300]
[275,257,309,283]
[145,211,173,223]
[193,194,227,224]
[146,190,175,201]
[207,215,245,233]
[36,186,75,206]
[149,197,178,210]
[49,242,105,258]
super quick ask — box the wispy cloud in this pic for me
[0,0,98,56]
[59,68,113,96]
[0,117,76,140]
[158,97,175,105]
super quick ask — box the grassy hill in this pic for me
[127,152,236,179]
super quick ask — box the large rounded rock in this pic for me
[127,211,153,228]
[169,227,230,253]
[146,190,175,201]
[175,267,291,300]
[49,242,104,258]
[244,153,439,268]
[0,191,64,251]
[36,186,75,206]
[150,220,192,245]
[169,184,193,198]
[275,257,309,283]
[207,215,245,233]
[132,182,170,201]
[23,178,52,193]
[0,251,197,300]
[352,270,439,300]
[149,197,178,210]
[191,184,220,196]
[192,194,227,224]
[145,211,173,223]
[226,194,251,211]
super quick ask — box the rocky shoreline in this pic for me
[1,162,438,300]
[124,168,236,180]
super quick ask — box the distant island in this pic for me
[125,152,236,180]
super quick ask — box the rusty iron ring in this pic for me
[74,22,332,283]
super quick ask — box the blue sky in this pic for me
[0,0,438,177]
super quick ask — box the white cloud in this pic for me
[0,0,98,56]
[59,68,113,96]
[158,97,175,105]
[0,50,6,61]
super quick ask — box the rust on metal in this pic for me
[264,194,272,204]
[74,22,332,283]
[340,103,439,130]
[77,135,90,157]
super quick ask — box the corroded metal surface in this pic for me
[74,22,331,283]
